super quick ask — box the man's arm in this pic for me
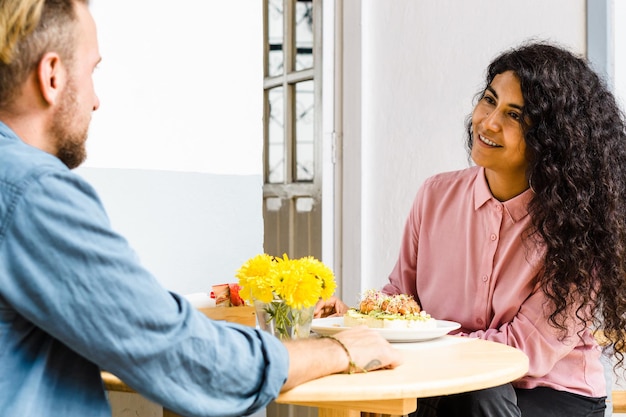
[282,326,403,391]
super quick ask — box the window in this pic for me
[263,0,322,261]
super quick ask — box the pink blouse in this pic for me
[382,166,605,397]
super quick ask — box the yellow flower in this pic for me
[236,254,275,303]
[236,253,336,309]
[298,256,337,300]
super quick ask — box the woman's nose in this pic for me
[482,110,501,131]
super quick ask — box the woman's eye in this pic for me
[482,95,495,105]
[509,112,521,121]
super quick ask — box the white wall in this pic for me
[81,1,264,295]
[615,0,626,107]
[87,1,263,175]
[76,168,263,295]
[340,0,587,298]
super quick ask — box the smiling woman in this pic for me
[319,40,626,417]
[449,41,626,417]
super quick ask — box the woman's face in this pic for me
[471,71,528,188]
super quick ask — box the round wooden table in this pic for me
[103,335,528,417]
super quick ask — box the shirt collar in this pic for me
[0,121,21,143]
[473,166,533,222]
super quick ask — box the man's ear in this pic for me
[37,52,66,106]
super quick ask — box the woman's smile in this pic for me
[477,134,501,147]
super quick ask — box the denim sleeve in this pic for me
[0,170,288,417]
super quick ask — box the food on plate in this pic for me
[343,289,436,329]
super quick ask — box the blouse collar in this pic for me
[473,167,533,222]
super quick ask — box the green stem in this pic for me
[265,300,294,339]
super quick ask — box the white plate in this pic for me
[311,317,461,342]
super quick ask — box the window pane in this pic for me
[295,80,314,181]
[268,87,285,183]
[295,0,313,71]
[268,0,284,76]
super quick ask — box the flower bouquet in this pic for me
[236,254,336,340]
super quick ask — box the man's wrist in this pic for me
[319,335,366,374]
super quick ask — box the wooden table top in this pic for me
[103,335,528,416]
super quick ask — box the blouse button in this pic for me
[476,318,484,325]
[482,275,488,282]
[496,205,503,212]
[490,233,497,241]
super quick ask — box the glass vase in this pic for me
[254,299,314,340]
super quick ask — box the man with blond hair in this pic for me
[0,1,401,415]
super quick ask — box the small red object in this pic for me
[229,283,245,306]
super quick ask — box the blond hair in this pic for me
[0,0,45,64]
[0,0,87,108]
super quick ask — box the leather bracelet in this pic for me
[319,335,367,374]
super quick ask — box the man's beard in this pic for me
[51,80,89,169]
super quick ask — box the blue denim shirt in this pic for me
[0,122,288,416]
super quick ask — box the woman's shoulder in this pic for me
[422,166,480,189]
[408,166,479,215]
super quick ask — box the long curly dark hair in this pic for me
[465,41,626,369]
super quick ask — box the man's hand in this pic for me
[332,326,403,373]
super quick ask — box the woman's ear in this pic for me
[37,52,66,106]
